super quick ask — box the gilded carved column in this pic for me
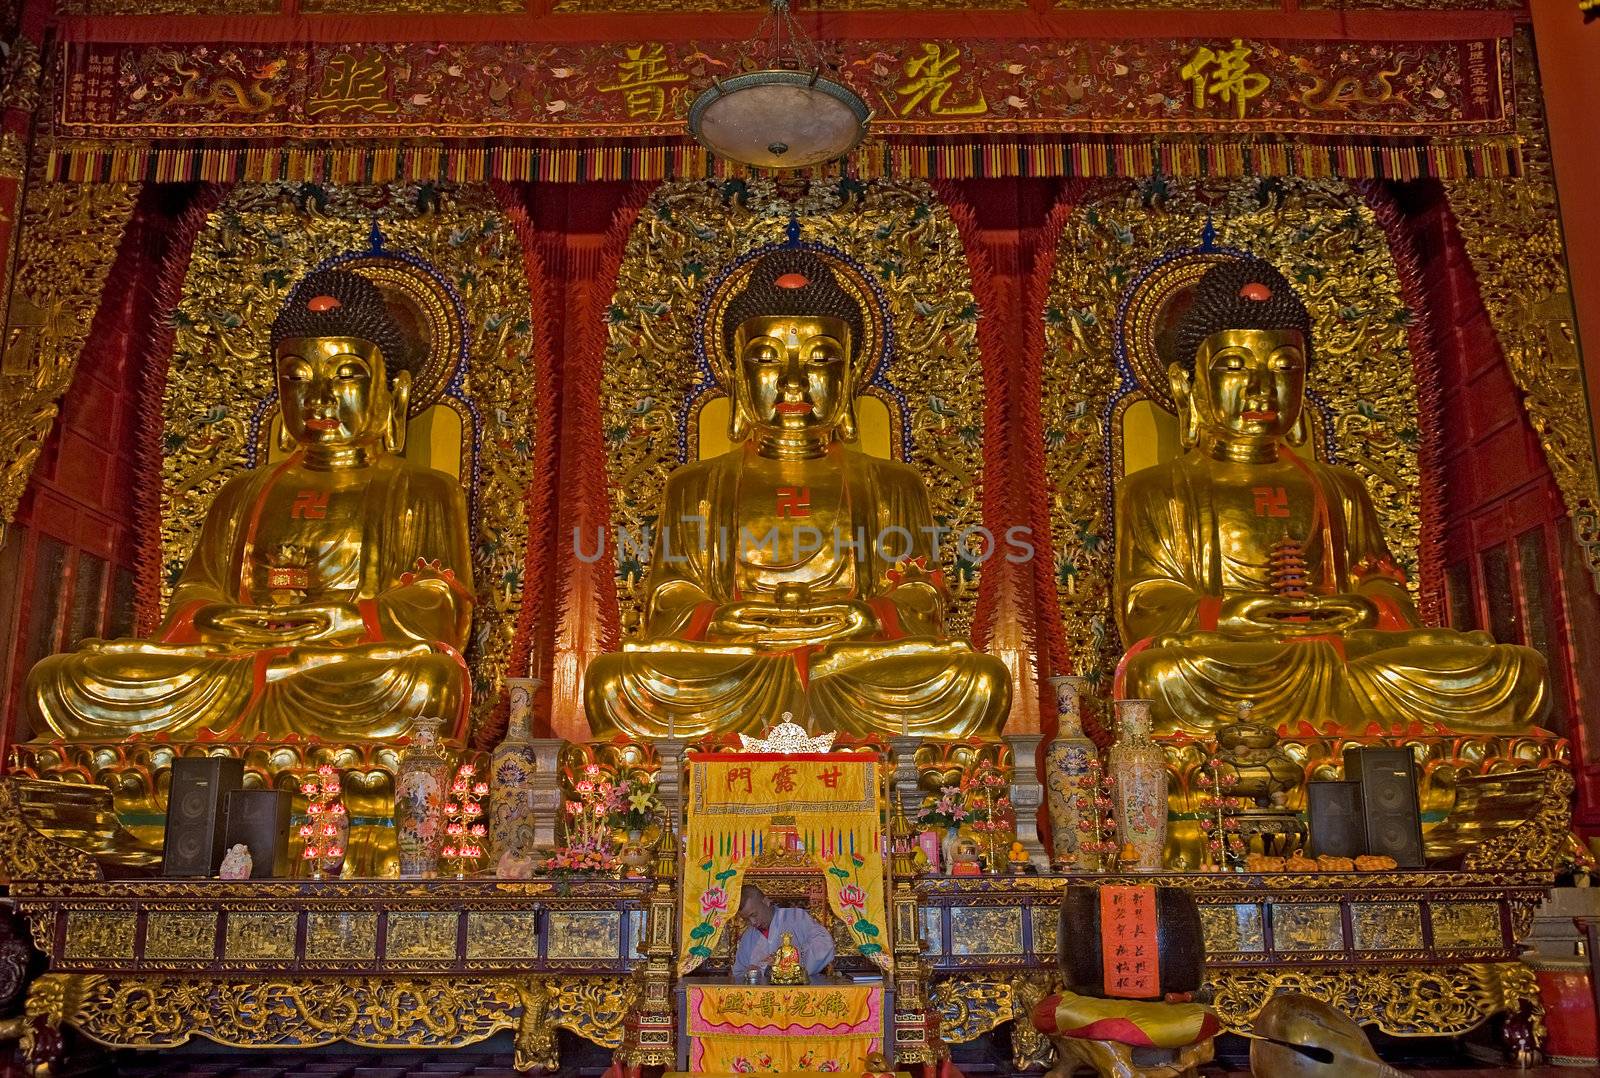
[1445,30,1600,593]
[0,169,141,543]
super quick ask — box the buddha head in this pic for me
[1169,257,1314,451]
[270,268,412,455]
[721,250,867,448]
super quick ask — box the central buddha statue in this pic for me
[25,268,475,743]
[585,250,1010,739]
[1114,256,1546,736]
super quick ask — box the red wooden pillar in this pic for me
[1531,0,1600,470]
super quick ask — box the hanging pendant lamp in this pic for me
[687,0,871,170]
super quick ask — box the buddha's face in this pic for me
[275,336,392,447]
[1192,328,1307,443]
[734,315,852,437]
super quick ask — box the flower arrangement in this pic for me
[540,844,618,879]
[603,776,661,836]
[441,763,489,878]
[299,764,345,880]
[1074,757,1119,871]
[914,759,1008,831]
[1197,755,1247,871]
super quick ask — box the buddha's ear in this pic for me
[836,359,859,443]
[1167,362,1199,450]
[727,387,750,444]
[385,369,411,454]
[275,407,296,453]
[1286,408,1310,447]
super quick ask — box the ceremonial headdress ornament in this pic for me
[1174,256,1315,375]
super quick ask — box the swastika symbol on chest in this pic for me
[1251,486,1291,518]
[290,490,330,520]
[775,486,811,518]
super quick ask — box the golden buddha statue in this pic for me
[26,268,475,743]
[1114,257,1546,737]
[584,250,1009,739]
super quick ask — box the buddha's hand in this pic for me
[192,602,364,644]
[706,599,879,646]
[1218,593,1377,634]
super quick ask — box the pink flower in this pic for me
[838,883,867,912]
[700,887,728,915]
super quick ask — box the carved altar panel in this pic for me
[143,912,218,962]
[1042,178,1420,692]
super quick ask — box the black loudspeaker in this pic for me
[223,789,293,879]
[1343,746,1425,868]
[162,757,244,877]
[1307,780,1366,859]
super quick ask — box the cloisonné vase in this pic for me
[490,677,543,871]
[394,716,452,878]
[1043,675,1095,867]
[1108,699,1168,872]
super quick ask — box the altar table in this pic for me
[679,977,886,1073]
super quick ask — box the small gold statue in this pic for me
[25,268,475,742]
[768,931,808,985]
[585,250,1010,739]
[1115,256,1546,736]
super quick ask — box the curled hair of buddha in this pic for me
[270,268,410,378]
[722,250,866,364]
[1173,257,1314,375]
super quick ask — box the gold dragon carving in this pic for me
[0,181,141,547]
[22,972,626,1066]
[1206,963,1542,1042]
[1445,31,1600,594]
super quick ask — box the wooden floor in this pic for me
[55,1044,1593,1077]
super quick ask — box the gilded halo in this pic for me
[1115,246,1241,415]
[328,251,468,417]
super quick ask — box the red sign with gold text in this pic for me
[55,35,1513,141]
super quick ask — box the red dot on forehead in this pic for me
[775,273,809,290]
[1239,282,1272,302]
[307,295,342,312]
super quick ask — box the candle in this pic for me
[900,714,908,737]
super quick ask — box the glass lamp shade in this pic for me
[688,69,870,170]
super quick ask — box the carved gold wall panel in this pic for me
[602,179,985,637]
[0,182,140,543]
[160,183,538,735]
[1042,178,1419,693]
[1445,31,1600,595]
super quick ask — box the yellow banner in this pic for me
[682,753,889,974]
[691,1033,879,1073]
